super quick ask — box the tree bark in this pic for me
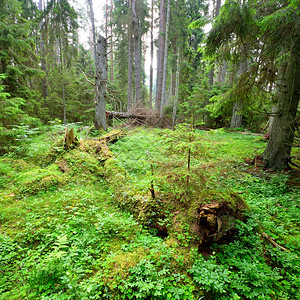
[105,0,108,39]
[95,36,108,131]
[132,0,141,104]
[230,102,243,128]
[155,0,166,113]
[172,47,180,127]
[127,0,133,110]
[265,105,277,138]
[214,0,221,18]
[149,0,154,109]
[38,0,48,103]
[230,61,247,128]
[262,38,300,168]
[110,0,114,82]
[161,0,170,116]
[88,0,96,63]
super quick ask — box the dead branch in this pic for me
[78,67,95,86]
[262,232,288,251]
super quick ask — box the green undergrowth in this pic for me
[0,125,299,299]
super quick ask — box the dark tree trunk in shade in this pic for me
[95,36,107,131]
[230,102,243,128]
[262,38,300,168]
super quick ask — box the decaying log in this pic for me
[99,129,125,143]
[106,110,147,121]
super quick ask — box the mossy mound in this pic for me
[79,139,112,161]
[17,164,66,196]
[57,149,104,179]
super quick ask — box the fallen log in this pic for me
[106,110,147,121]
[99,129,125,143]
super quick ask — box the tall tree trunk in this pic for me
[132,0,141,104]
[62,82,66,125]
[58,24,66,125]
[204,0,221,126]
[230,102,243,128]
[155,0,166,113]
[265,105,277,138]
[38,0,47,103]
[172,47,180,127]
[88,0,96,63]
[262,39,300,168]
[110,0,114,82]
[105,0,108,39]
[149,0,154,109]
[203,65,214,127]
[230,61,247,128]
[127,0,133,110]
[214,0,221,17]
[160,0,170,116]
[95,36,107,131]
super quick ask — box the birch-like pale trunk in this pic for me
[160,0,170,116]
[95,36,107,131]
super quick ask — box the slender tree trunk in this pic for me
[62,83,66,125]
[127,0,133,110]
[58,24,66,125]
[262,38,300,168]
[105,0,108,39]
[155,0,166,113]
[149,0,154,109]
[110,0,114,82]
[38,0,47,103]
[95,36,107,131]
[161,0,170,116]
[132,0,141,104]
[88,0,97,63]
[204,0,221,126]
[215,0,221,17]
[172,47,180,127]
[204,65,214,127]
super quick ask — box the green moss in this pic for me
[61,149,104,179]
[17,164,66,196]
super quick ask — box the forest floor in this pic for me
[0,124,299,299]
